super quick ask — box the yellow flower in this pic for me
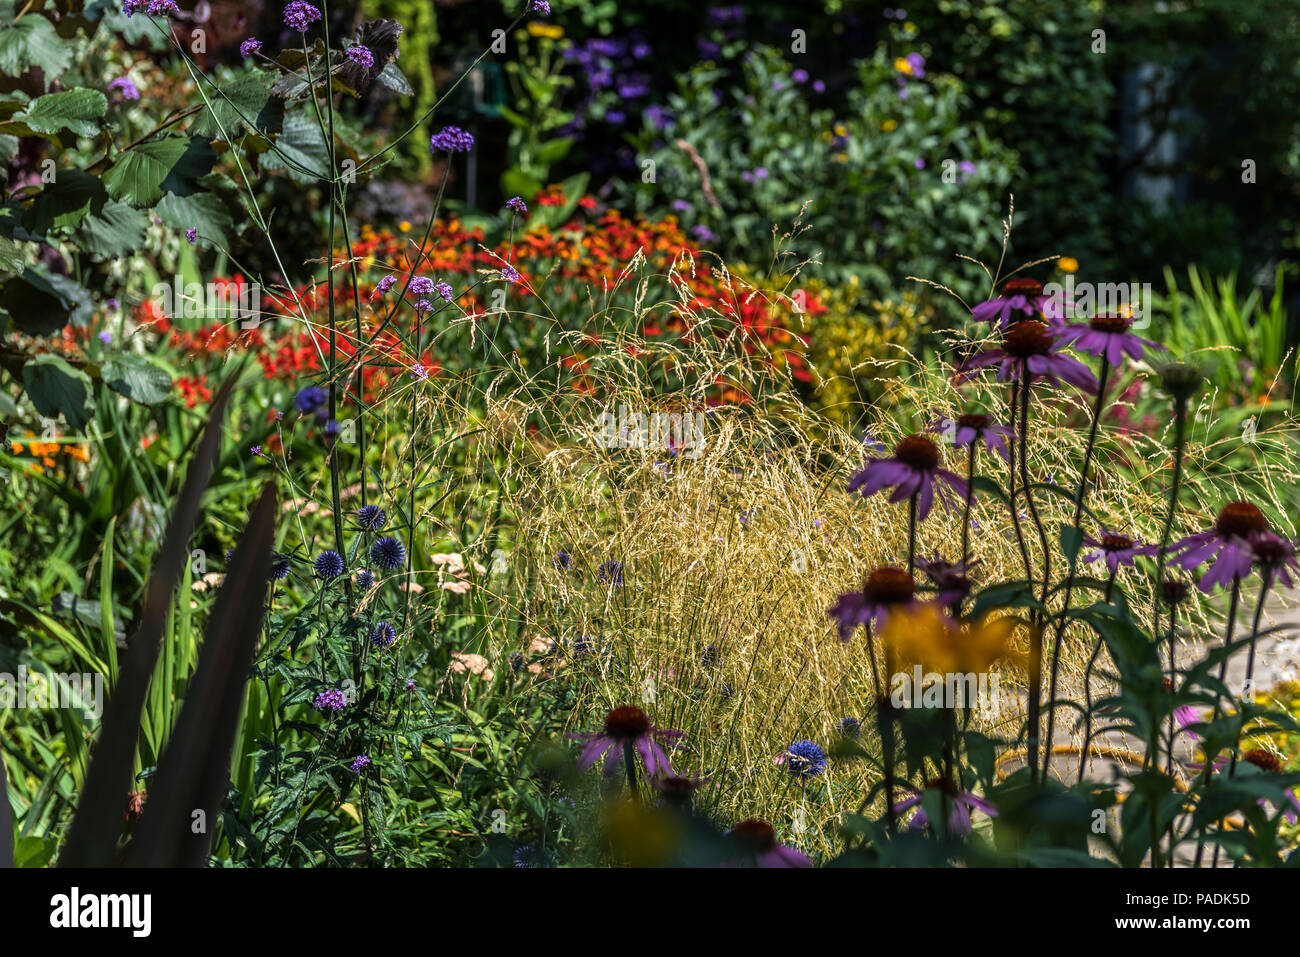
[1058,256,1079,273]
[893,56,913,75]
[833,123,848,137]
[881,119,898,132]
[398,220,412,233]
[833,152,849,163]
[881,603,1025,674]
[526,22,564,39]
[903,21,918,34]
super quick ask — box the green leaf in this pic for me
[0,267,78,334]
[103,136,217,207]
[0,16,74,85]
[156,191,233,250]
[102,353,172,405]
[1060,525,1084,566]
[375,62,413,96]
[536,136,574,166]
[22,169,107,234]
[15,88,107,137]
[74,200,148,258]
[22,353,93,430]
[192,70,281,140]
[259,108,330,181]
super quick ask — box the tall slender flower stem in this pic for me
[1152,404,1189,635]
[1005,380,1034,585]
[1045,358,1111,782]
[961,442,976,567]
[623,740,639,802]
[1076,567,1118,784]
[907,493,918,577]
[1017,372,1051,782]
[1192,574,1243,868]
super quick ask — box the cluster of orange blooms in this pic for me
[8,431,91,471]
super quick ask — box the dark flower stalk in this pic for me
[1076,565,1119,784]
[961,441,976,567]
[1044,355,1112,777]
[1017,372,1051,781]
[1191,573,1243,868]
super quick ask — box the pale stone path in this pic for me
[999,591,1300,866]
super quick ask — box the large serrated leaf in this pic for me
[16,87,107,137]
[192,70,281,140]
[74,199,148,258]
[22,353,93,430]
[0,15,74,85]
[103,135,217,207]
[22,169,106,235]
[103,352,172,405]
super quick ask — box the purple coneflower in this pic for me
[828,566,917,639]
[1081,530,1157,573]
[1248,530,1300,586]
[724,819,812,868]
[960,319,1098,392]
[848,434,967,520]
[971,277,1059,330]
[1170,501,1269,592]
[651,774,709,803]
[896,777,998,835]
[567,705,684,777]
[1057,314,1162,366]
[940,412,1014,463]
[915,554,976,606]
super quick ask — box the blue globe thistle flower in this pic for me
[314,550,345,579]
[836,716,861,738]
[324,418,341,440]
[701,645,721,668]
[512,844,538,868]
[553,550,573,571]
[270,553,292,581]
[509,651,524,672]
[597,559,624,586]
[785,739,827,779]
[356,570,375,590]
[572,636,594,657]
[370,621,397,648]
[294,385,328,415]
[430,125,474,153]
[357,504,387,530]
[719,684,735,701]
[370,536,406,570]
[349,753,370,774]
